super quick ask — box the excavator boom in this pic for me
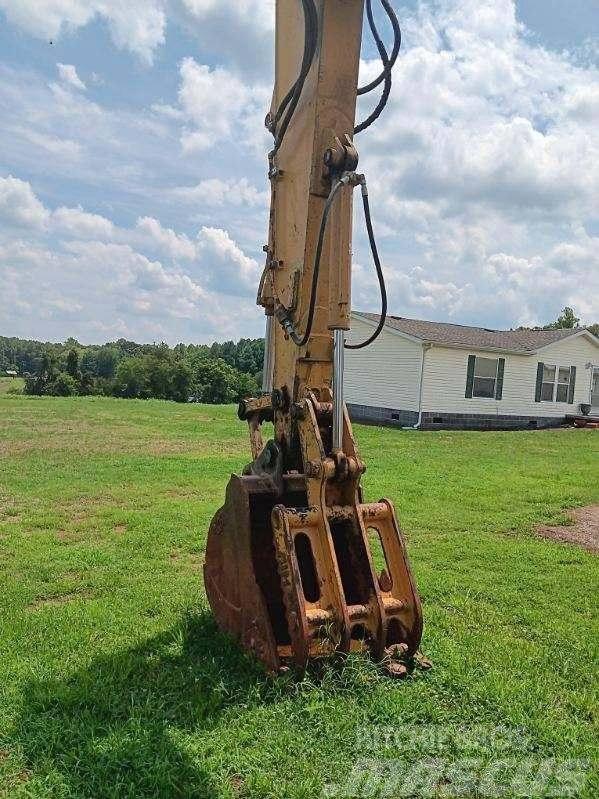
[204,0,422,674]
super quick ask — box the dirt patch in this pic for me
[27,589,93,610]
[113,524,127,534]
[536,505,599,553]
[230,775,245,795]
[164,488,198,499]
[56,529,83,544]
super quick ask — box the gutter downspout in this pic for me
[404,342,432,429]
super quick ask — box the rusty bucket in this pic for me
[204,413,422,674]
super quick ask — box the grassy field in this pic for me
[0,394,597,799]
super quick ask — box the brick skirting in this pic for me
[347,403,565,430]
[347,404,418,427]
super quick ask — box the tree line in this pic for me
[0,335,264,403]
[1,307,596,404]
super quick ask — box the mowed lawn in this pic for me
[0,394,597,799]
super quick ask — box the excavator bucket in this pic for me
[204,400,422,674]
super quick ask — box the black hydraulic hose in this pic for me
[357,0,401,96]
[282,177,349,348]
[271,0,313,132]
[272,0,318,154]
[345,179,387,349]
[354,0,400,134]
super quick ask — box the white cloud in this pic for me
[56,63,86,91]
[0,0,165,64]
[171,177,268,208]
[176,0,274,76]
[0,0,273,71]
[52,206,115,239]
[350,0,599,327]
[197,226,260,294]
[134,216,197,261]
[0,176,50,229]
[1,234,259,342]
[0,176,264,341]
[1,0,598,342]
[177,58,269,153]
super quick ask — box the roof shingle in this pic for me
[356,313,588,353]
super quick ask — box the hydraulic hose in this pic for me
[355,0,401,134]
[345,178,387,349]
[357,0,401,96]
[271,0,318,154]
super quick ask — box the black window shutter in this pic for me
[465,355,476,398]
[535,362,544,402]
[495,358,505,400]
[568,366,576,404]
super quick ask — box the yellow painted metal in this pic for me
[260,0,364,418]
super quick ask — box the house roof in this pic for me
[355,312,593,354]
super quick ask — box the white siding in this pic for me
[344,317,422,410]
[421,335,599,417]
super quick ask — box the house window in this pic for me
[540,365,572,402]
[540,365,556,401]
[556,367,571,403]
[472,357,499,399]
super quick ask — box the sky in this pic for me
[0,0,598,345]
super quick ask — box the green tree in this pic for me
[65,348,79,378]
[145,355,173,400]
[96,346,120,378]
[189,356,239,404]
[24,350,58,395]
[7,332,267,402]
[235,340,259,374]
[543,306,580,330]
[46,372,78,396]
[236,371,260,400]
[113,358,150,399]
[77,371,95,396]
[80,346,119,379]
[170,361,192,403]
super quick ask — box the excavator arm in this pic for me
[204,0,422,675]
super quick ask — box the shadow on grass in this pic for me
[13,612,288,798]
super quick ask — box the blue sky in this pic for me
[0,0,598,344]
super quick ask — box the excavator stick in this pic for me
[204,0,422,674]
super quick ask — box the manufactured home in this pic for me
[345,312,599,430]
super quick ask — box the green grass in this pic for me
[0,395,597,798]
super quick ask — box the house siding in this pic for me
[420,336,599,423]
[344,317,422,413]
[344,313,599,430]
